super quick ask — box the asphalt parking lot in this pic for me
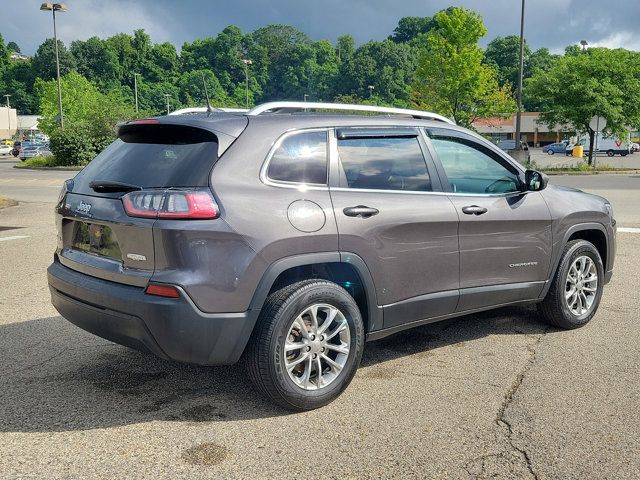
[1,155,639,479]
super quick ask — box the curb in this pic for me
[542,170,640,176]
[13,165,83,171]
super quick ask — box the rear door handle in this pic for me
[343,205,379,218]
[461,205,488,216]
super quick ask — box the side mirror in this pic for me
[525,169,548,191]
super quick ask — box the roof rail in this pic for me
[245,101,455,124]
[169,107,249,115]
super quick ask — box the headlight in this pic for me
[604,203,614,223]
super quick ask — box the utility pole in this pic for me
[133,73,140,112]
[242,59,252,108]
[4,94,11,137]
[514,0,525,149]
[368,85,375,98]
[164,94,171,115]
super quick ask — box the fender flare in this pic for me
[247,251,382,329]
[540,222,609,298]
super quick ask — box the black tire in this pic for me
[607,149,615,157]
[621,151,628,157]
[245,280,364,411]
[538,240,604,329]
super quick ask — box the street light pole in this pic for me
[368,85,374,98]
[40,3,67,128]
[4,94,11,137]
[164,94,171,115]
[242,59,252,109]
[133,73,140,113]
[514,0,525,148]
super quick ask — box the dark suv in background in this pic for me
[48,102,616,410]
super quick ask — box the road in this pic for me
[0,156,639,478]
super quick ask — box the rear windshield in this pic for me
[72,124,218,194]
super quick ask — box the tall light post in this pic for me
[4,94,11,137]
[133,73,141,112]
[241,59,252,108]
[367,85,375,98]
[514,0,525,149]
[580,39,588,51]
[164,94,171,115]
[40,3,67,128]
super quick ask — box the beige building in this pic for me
[473,112,571,146]
[0,107,18,139]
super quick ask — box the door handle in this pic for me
[343,205,379,218]
[461,205,488,216]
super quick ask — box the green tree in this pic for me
[6,41,20,53]
[0,33,10,71]
[389,17,434,43]
[412,7,515,126]
[70,37,121,89]
[178,69,229,106]
[32,38,76,81]
[484,35,532,91]
[528,48,640,165]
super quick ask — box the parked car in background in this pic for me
[631,142,639,152]
[497,139,531,163]
[0,144,13,155]
[11,140,21,157]
[543,142,568,155]
[19,145,51,161]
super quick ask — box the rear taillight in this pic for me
[122,189,219,220]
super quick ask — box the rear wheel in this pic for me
[538,240,604,329]
[245,280,364,411]
[547,149,554,155]
[607,149,615,157]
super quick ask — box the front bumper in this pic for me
[47,258,256,365]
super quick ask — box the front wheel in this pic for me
[245,280,364,411]
[538,240,604,329]
[547,149,554,155]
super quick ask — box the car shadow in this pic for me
[0,306,555,433]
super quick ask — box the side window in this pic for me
[336,136,432,191]
[429,133,521,194]
[267,130,328,185]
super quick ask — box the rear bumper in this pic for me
[47,258,256,365]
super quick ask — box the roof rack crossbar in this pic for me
[245,101,455,124]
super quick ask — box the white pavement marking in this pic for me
[0,235,30,242]
[618,227,640,233]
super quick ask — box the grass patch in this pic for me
[14,155,83,170]
[540,161,638,174]
[0,196,18,209]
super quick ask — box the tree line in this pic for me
[2,6,639,167]
[1,8,556,120]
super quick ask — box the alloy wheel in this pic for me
[565,255,598,316]
[283,304,351,390]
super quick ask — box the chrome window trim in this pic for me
[328,186,530,198]
[260,127,331,191]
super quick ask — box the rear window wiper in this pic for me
[89,180,143,193]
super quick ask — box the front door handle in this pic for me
[461,205,488,216]
[343,205,379,218]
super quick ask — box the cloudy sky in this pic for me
[4,0,640,55]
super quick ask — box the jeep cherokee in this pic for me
[47,102,616,410]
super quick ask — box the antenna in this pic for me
[201,72,213,114]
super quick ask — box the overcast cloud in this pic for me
[4,0,640,54]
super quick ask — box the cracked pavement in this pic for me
[1,170,639,478]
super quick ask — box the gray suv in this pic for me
[47,102,616,410]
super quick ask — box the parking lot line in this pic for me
[618,227,640,233]
[0,235,30,242]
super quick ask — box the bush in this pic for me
[49,126,98,166]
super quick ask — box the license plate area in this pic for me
[71,222,122,261]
